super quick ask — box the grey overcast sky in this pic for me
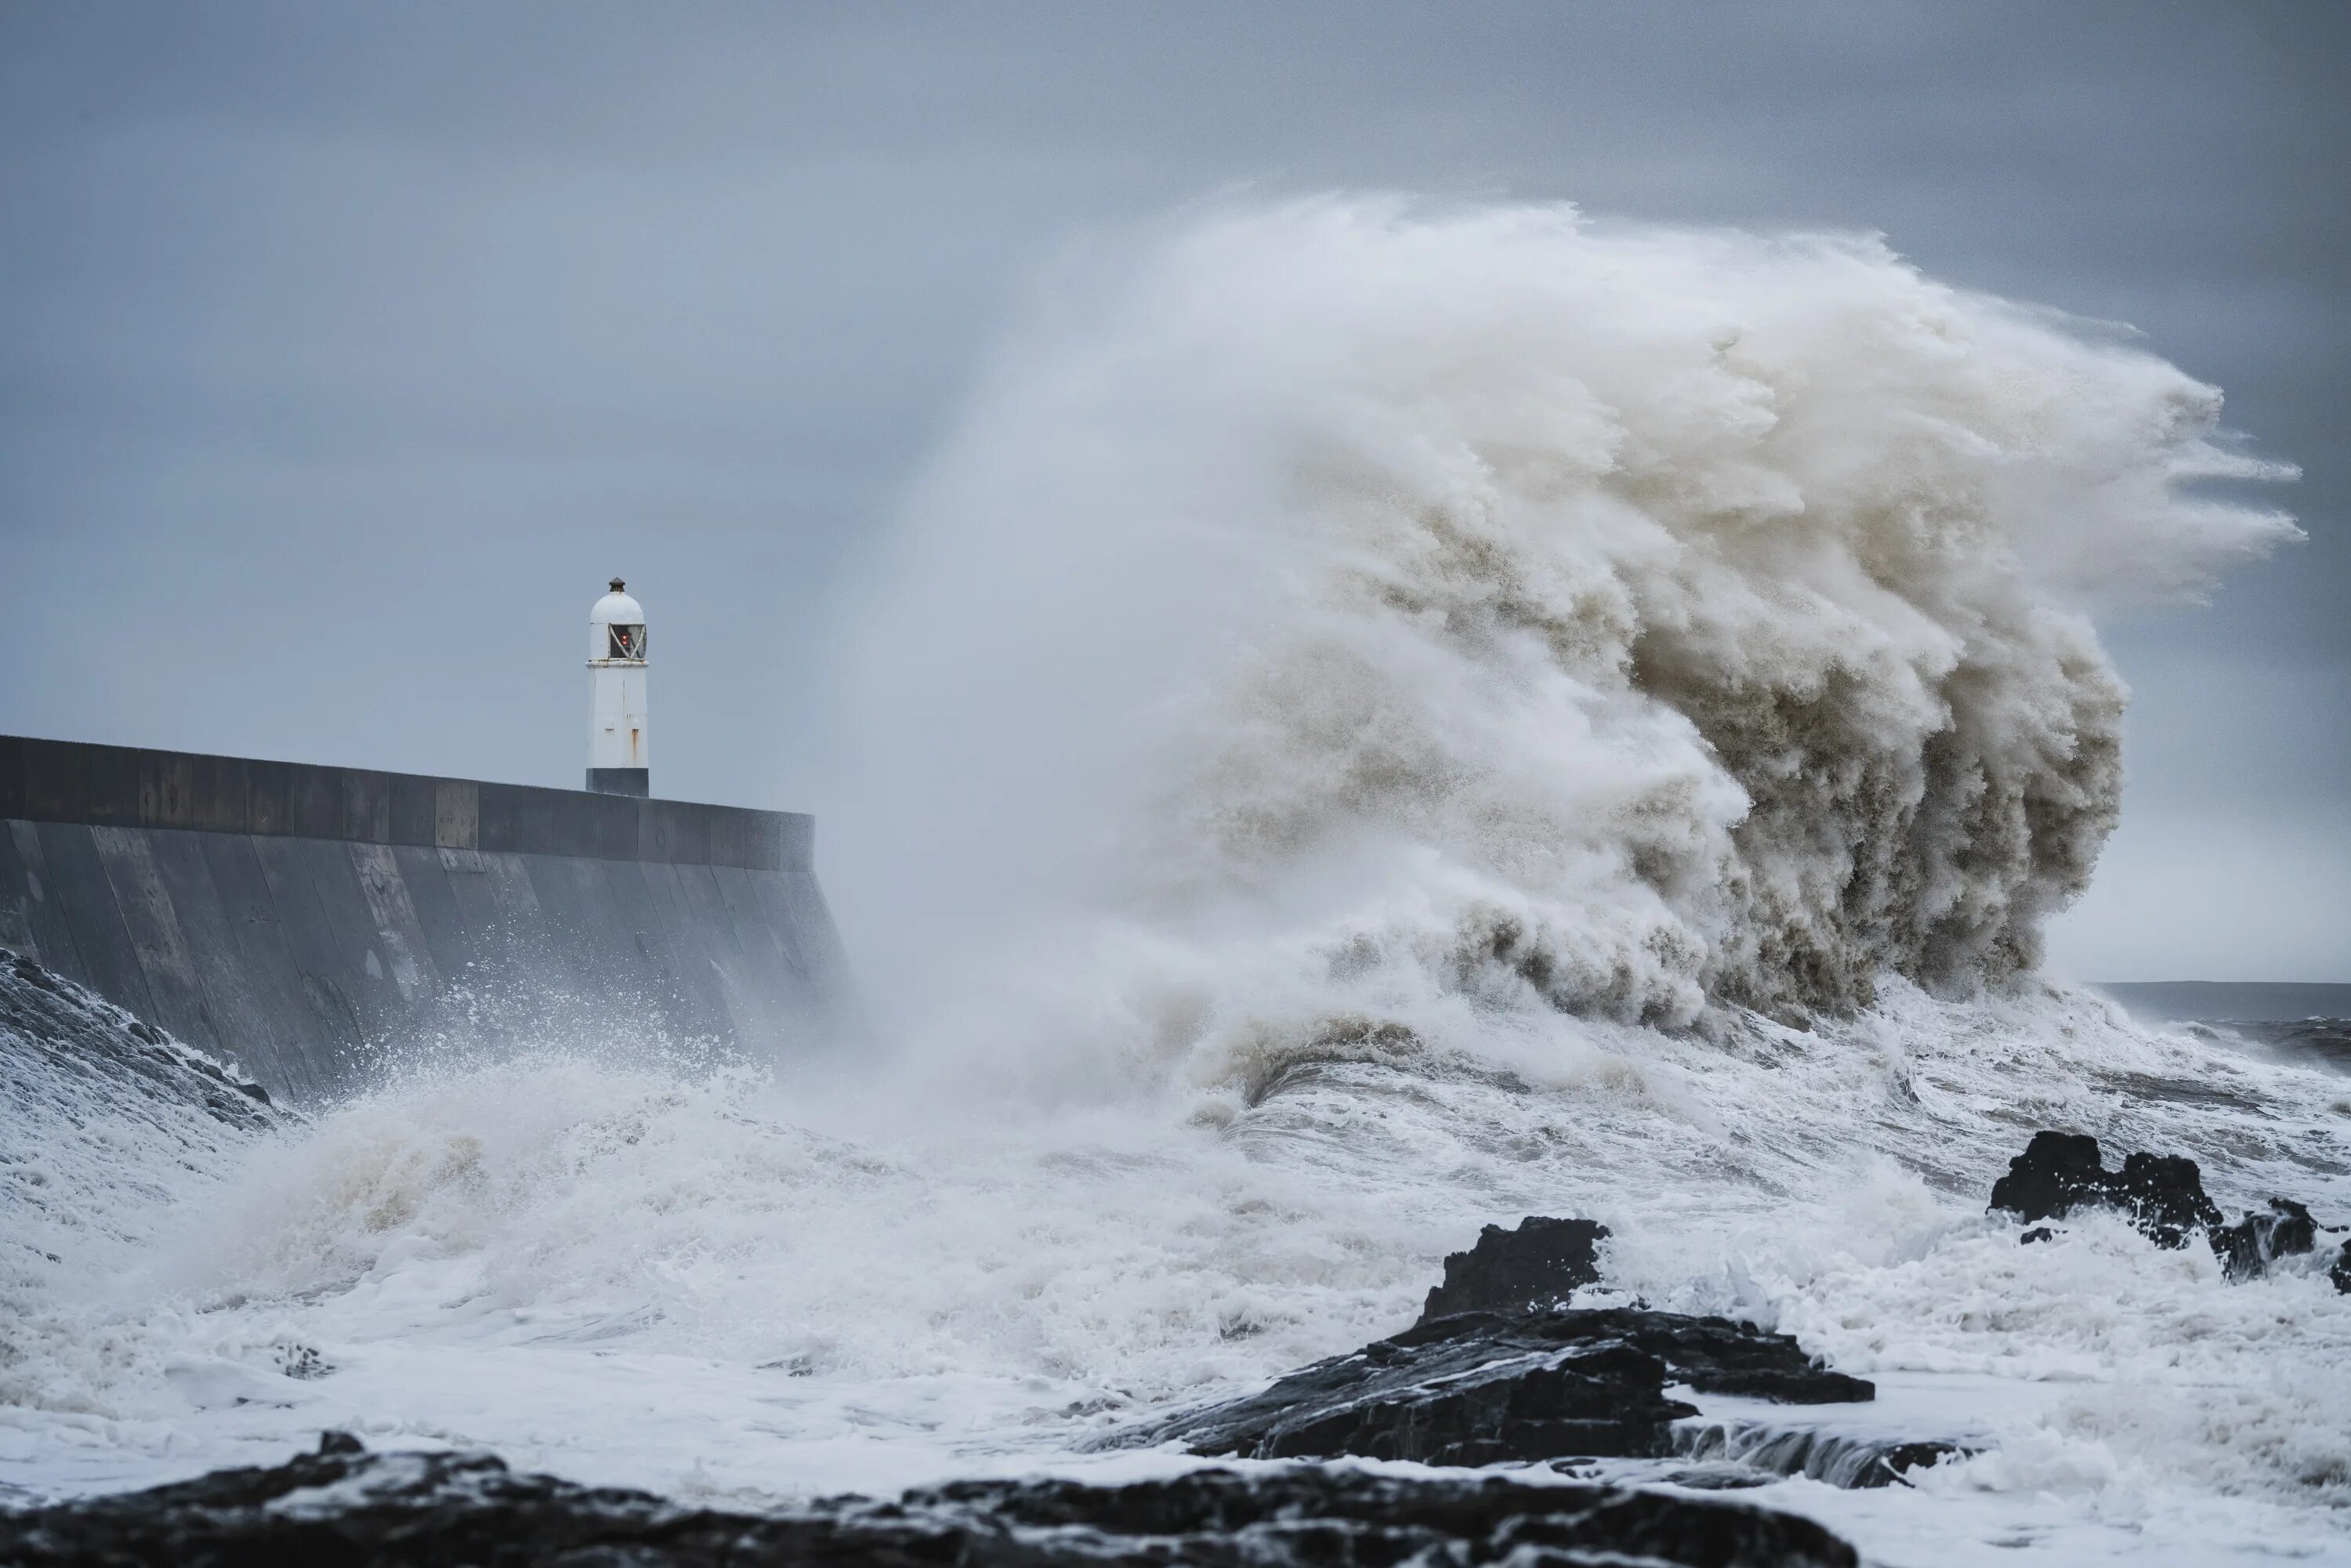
[1,2,2343,982]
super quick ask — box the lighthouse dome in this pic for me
[590,578,644,625]
[589,578,647,662]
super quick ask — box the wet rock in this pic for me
[1420,1215,1608,1322]
[1604,1311,1877,1404]
[1147,1305,1872,1465]
[1989,1131,2220,1248]
[1673,1420,1969,1490]
[2333,1240,2351,1295]
[2212,1198,2317,1280]
[1990,1131,2321,1278]
[0,1435,1860,1567]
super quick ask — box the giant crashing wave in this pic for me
[842,197,2298,1085]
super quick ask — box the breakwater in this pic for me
[0,734,852,1102]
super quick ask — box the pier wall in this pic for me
[0,735,853,1102]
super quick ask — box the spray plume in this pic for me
[844,197,2295,1083]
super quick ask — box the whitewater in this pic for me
[4,197,2345,1566]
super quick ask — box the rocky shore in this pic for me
[1143,1304,1872,1466]
[6,1121,2344,1566]
[1989,1128,2349,1288]
[0,1432,1859,1568]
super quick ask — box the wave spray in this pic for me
[844,197,2295,1085]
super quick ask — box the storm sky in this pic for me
[2,2,2343,981]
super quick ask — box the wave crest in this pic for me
[849,197,2295,1058]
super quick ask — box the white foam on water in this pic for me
[6,991,2346,1560]
[3,198,2341,1563]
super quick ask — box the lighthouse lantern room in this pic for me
[587,577,650,797]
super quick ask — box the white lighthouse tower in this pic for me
[587,577,650,797]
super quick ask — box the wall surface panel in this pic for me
[0,735,852,1102]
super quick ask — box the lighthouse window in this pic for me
[608,624,647,660]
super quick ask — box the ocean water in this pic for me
[5,978,2347,1564]
[4,199,2343,1565]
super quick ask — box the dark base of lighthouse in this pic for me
[585,767,650,798]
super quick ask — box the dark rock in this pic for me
[1421,1215,1608,1322]
[1144,1305,1871,1465]
[2107,1152,2230,1247]
[1873,1439,1967,1482]
[2212,1198,2317,1280]
[1990,1131,2323,1279]
[1606,1311,1876,1404]
[1988,1130,2108,1225]
[0,1440,1860,1567]
[1990,1131,2221,1248]
[2333,1240,2351,1295]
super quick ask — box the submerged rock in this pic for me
[0,1432,1860,1568]
[1989,1131,2327,1281]
[2212,1198,2317,1280]
[1147,1305,1873,1465]
[1420,1215,1609,1322]
[1670,1421,1968,1490]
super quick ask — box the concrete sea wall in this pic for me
[0,735,853,1103]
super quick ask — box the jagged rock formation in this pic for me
[1420,1216,1608,1323]
[1989,1131,2338,1285]
[0,1432,1860,1568]
[1147,1306,1872,1465]
[1989,1131,2221,1248]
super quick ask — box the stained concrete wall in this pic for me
[0,736,853,1103]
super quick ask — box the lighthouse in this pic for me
[587,577,650,797]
